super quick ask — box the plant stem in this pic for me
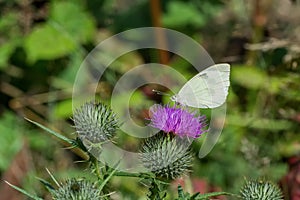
[148,178,168,200]
[150,0,169,65]
[89,153,102,181]
[114,171,152,179]
[94,159,102,180]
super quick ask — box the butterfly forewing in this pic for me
[176,63,230,108]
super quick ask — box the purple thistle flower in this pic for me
[148,104,206,138]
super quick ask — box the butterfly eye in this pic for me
[170,95,177,101]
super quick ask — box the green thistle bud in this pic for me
[51,179,102,200]
[140,133,193,180]
[73,102,119,146]
[240,179,283,200]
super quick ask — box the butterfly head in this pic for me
[170,94,178,102]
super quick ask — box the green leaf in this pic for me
[5,181,43,200]
[24,24,76,63]
[109,52,143,74]
[177,185,186,198]
[0,11,21,40]
[176,185,197,199]
[53,99,73,119]
[112,90,153,125]
[147,178,168,200]
[226,114,294,131]
[49,1,96,43]
[175,185,232,200]
[36,177,55,192]
[46,168,61,188]
[0,12,21,69]
[231,65,267,89]
[98,165,118,191]
[267,76,285,94]
[0,112,23,171]
[163,1,205,28]
[196,191,234,199]
[55,51,85,86]
[190,192,201,199]
[24,118,74,145]
[0,41,18,69]
[0,12,18,32]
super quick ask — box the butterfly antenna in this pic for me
[152,89,170,96]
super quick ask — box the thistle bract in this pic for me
[140,133,193,180]
[240,179,283,200]
[51,179,102,200]
[73,102,118,145]
[148,104,206,138]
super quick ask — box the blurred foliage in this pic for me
[0,0,299,199]
[0,112,23,171]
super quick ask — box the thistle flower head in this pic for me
[240,179,283,200]
[51,179,102,200]
[148,104,206,138]
[140,133,193,180]
[73,102,119,144]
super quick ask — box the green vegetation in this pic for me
[0,0,299,199]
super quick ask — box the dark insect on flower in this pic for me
[73,101,119,145]
[140,133,193,180]
[240,179,283,200]
[70,181,80,192]
[148,104,206,138]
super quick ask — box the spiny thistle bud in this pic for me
[51,179,102,200]
[140,133,193,180]
[73,102,119,145]
[240,179,283,200]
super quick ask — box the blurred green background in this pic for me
[0,0,299,199]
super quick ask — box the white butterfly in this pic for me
[171,63,230,108]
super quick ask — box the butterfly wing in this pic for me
[176,63,230,108]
